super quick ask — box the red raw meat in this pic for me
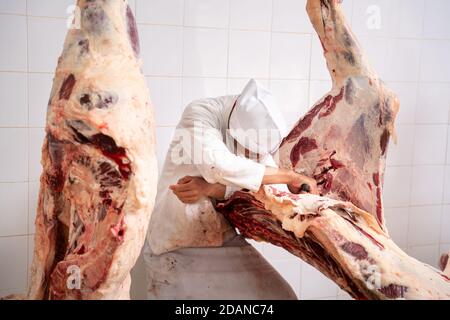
[216,0,450,299]
[27,0,157,300]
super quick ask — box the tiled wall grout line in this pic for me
[407,0,429,255]
[180,0,186,113]
[267,0,275,108]
[3,69,450,85]
[224,0,232,94]
[25,0,31,289]
[422,0,447,259]
[0,234,34,239]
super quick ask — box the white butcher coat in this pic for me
[144,95,297,300]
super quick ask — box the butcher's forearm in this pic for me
[206,183,226,200]
[262,167,296,185]
[204,168,292,200]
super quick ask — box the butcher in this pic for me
[144,79,317,299]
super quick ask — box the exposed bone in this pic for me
[216,0,450,299]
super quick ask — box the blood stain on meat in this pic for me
[290,137,318,167]
[126,5,140,56]
[379,284,408,299]
[340,242,368,260]
[59,74,76,100]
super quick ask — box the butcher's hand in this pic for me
[287,172,319,195]
[170,176,226,204]
[262,167,318,195]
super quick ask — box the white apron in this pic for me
[144,232,297,300]
[144,96,297,299]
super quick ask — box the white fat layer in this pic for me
[29,0,158,300]
[252,186,450,299]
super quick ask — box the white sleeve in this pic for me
[201,126,265,191]
[224,185,241,199]
[222,154,280,199]
[182,120,266,192]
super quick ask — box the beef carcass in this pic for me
[27,0,157,299]
[277,0,397,230]
[216,0,450,299]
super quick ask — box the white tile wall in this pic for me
[423,0,450,39]
[228,30,271,78]
[0,128,28,182]
[387,82,417,125]
[272,0,313,34]
[413,125,448,165]
[27,0,74,17]
[0,72,27,127]
[28,73,53,128]
[442,206,450,243]
[408,206,442,246]
[136,0,184,25]
[270,33,311,80]
[139,25,183,76]
[384,207,409,248]
[0,183,28,236]
[183,27,228,77]
[1,0,450,300]
[310,36,330,80]
[387,124,414,166]
[184,0,230,29]
[269,80,309,128]
[182,77,227,106]
[28,181,39,234]
[230,0,272,31]
[448,127,450,163]
[300,262,339,300]
[409,244,440,266]
[28,127,45,182]
[227,78,269,95]
[416,83,450,124]
[383,166,412,207]
[0,14,27,72]
[27,17,67,73]
[0,236,28,293]
[420,40,450,82]
[0,0,26,15]
[384,39,421,82]
[147,77,183,126]
[411,165,445,206]
[445,167,450,204]
[389,0,425,39]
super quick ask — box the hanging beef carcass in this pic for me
[216,0,450,299]
[27,0,157,299]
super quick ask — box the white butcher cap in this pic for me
[229,79,287,155]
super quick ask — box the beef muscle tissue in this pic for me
[217,0,450,300]
[27,0,157,299]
